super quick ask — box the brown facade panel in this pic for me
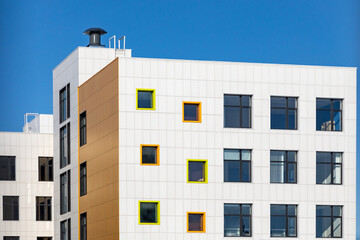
[79,58,119,240]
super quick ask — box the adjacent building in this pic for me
[0,114,54,240]
[53,29,356,239]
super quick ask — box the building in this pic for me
[53,28,356,239]
[0,114,54,240]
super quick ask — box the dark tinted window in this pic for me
[80,213,87,240]
[316,98,342,131]
[224,149,251,182]
[137,90,154,109]
[270,151,297,183]
[316,152,342,184]
[141,146,158,164]
[4,237,19,240]
[3,196,19,220]
[60,171,71,214]
[188,213,204,232]
[271,97,298,130]
[60,218,71,240]
[36,197,52,221]
[188,161,206,182]
[0,156,15,181]
[59,84,70,123]
[60,124,70,168]
[39,157,53,181]
[224,95,251,128]
[80,111,86,147]
[316,205,342,238]
[183,103,199,121]
[224,204,251,237]
[271,204,297,237]
[140,202,158,223]
[37,237,52,240]
[80,162,87,196]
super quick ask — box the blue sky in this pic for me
[0,0,359,236]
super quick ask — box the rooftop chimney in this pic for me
[83,28,107,47]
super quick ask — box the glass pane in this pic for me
[316,110,331,130]
[271,97,286,108]
[138,91,153,108]
[224,149,240,160]
[241,150,251,161]
[224,161,240,182]
[333,165,341,184]
[317,99,331,110]
[241,216,251,236]
[188,214,203,231]
[241,161,251,182]
[241,96,251,107]
[287,97,297,108]
[333,217,341,237]
[224,204,240,215]
[288,217,297,237]
[287,151,297,162]
[184,104,198,121]
[287,163,296,183]
[270,151,285,162]
[332,99,342,110]
[333,153,342,163]
[271,205,286,215]
[316,206,331,216]
[288,109,297,129]
[333,111,342,131]
[271,108,286,129]
[287,205,297,216]
[241,204,251,215]
[317,152,331,163]
[316,217,332,237]
[140,202,157,223]
[224,95,240,106]
[224,107,240,128]
[142,146,157,164]
[241,108,251,128]
[333,206,342,217]
[316,164,331,184]
[188,161,205,182]
[224,215,240,237]
[271,216,286,237]
[271,162,285,183]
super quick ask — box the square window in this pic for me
[271,96,298,130]
[187,160,208,183]
[136,89,155,110]
[140,145,159,165]
[187,212,205,232]
[316,98,342,131]
[139,201,160,225]
[224,95,251,128]
[183,102,201,122]
[0,156,16,181]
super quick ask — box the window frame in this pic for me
[59,84,70,123]
[2,196,19,221]
[316,205,342,238]
[187,212,206,233]
[136,88,156,110]
[79,111,87,147]
[224,94,252,128]
[60,123,71,169]
[316,98,343,131]
[60,218,71,240]
[187,159,208,183]
[224,203,252,237]
[224,149,252,183]
[36,196,52,221]
[140,144,160,166]
[270,96,298,130]
[38,157,53,182]
[0,156,16,181]
[60,171,71,215]
[80,162,87,196]
[138,201,160,225]
[270,150,297,184]
[316,152,342,185]
[183,101,202,123]
[80,212,87,240]
[270,204,297,238]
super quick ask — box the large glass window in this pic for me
[60,123,70,169]
[224,95,251,128]
[270,150,297,183]
[38,157,53,181]
[60,218,71,240]
[0,156,15,181]
[140,145,159,165]
[80,111,87,146]
[224,149,251,182]
[316,98,342,131]
[59,84,70,123]
[271,96,297,130]
[187,212,206,233]
[224,204,251,237]
[139,201,160,225]
[136,89,155,110]
[316,152,342,185]
[36,197,52,221]
[60,171,71,214]
[80,162,87,196]
[270,204,297,237]
[3,196,19,220]
[187,160,208,183]
[316,205,342,238]
[80,212,87,240]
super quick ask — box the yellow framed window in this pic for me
[140,144,159,165]
[183,101,201,122]
[138,201,160,225]
[187,159,208,183]
[187,212,206,233]
[136,89,156,110]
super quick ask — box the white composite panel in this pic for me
[117,58,356,239]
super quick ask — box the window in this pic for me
[224,94,251,128]
[37,238,52,240]
[316,205,342,238]
[187,212,205,233]
[60,123,70,168]
[316,98,342,131]
[60,84,70,123]
[139,201,160,225]
[3,196,19,220]
[140,145,159,165]
[271,96,297,130]
[316,152,342,185]
[80,162,87,196]
[80,111,87,146]
[224,149,251,182]
[36,197,52,221]
[187,159,208,183]
[224,204,251,237]
[136,89,155,110]
[270,150,297,183]
[60,218,71,240]
[183,102,202,122]
[0,156,15,181]
[39,157,53,181]
[4,237,19,240]
[60,171,71,214]
[80,212,87,240]
[270,204,297,237]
